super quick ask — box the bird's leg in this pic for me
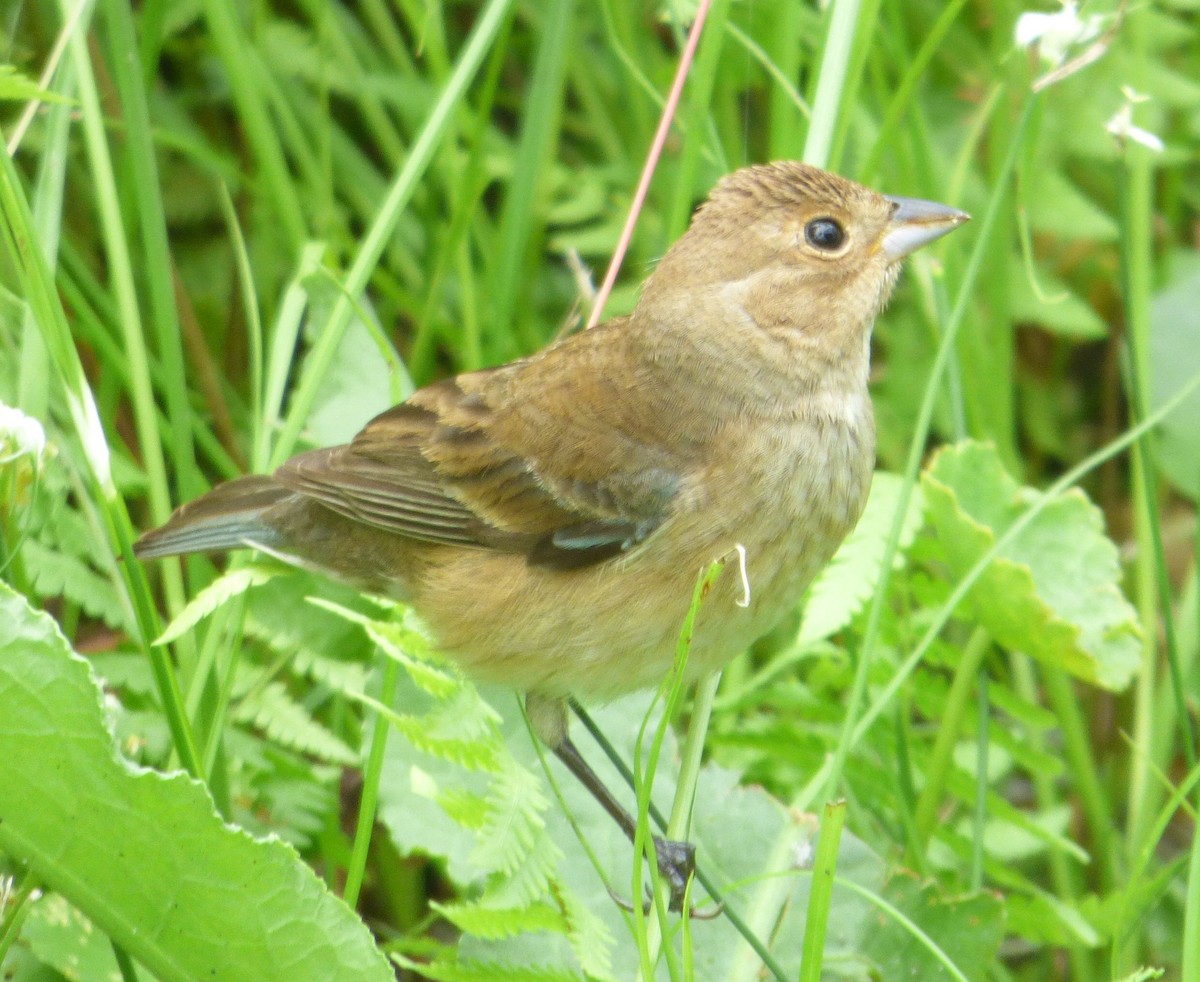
[526,693,696,913]
[554,735,696,911]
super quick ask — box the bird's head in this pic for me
[639,162,968,380]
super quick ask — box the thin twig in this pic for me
[585,0,713,329]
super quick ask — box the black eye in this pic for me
[804,217,846,251]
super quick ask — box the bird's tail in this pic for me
[133,475,291,560]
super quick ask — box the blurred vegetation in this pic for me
[1,0,1198,979]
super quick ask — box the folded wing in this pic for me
[276,327,692,570]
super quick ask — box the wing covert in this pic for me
[275,328,694,568]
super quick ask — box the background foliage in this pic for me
[2,0,1198,979]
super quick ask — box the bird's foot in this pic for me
[653,835,695,913]
[606,835,720,918]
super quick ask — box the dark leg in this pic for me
[552,735,696,912]
[524,693,696,912]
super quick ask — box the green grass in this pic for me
[2,0,1199,979]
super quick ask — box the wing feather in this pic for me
[275,326,693,568]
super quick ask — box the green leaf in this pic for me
[1149,248,1200,500]
[314,597,460,698]
[366,684,504,771]
[20,538,133,633]
[155,565,279,645]
[0,582,390,982]
[799,471,925,646]
[860,874,1004,980]
[557,888,615,981]
[1025,170,1118,242]
[436,785,491,830]
[300,277,411,446]
[243,572,377,669]
[19,895,121,982]
[1008,263,1108,339]
[1115,969,1166,982]
[922,441,1140,690]
[1005,889,1102,947]
[392,954,582,982]
[470,758,552,876]
[431,899,567,939]
[0,65,73,104]
[233,680,358,765]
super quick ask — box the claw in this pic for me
[652,835,695,913]
[604,834,700,915]
[606,879,721,920]
[607,883,638,912]
[687,900,725,920]
[650,838,721,917]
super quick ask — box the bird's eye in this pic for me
[804,217,846,251]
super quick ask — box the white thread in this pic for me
[733,543,751,608]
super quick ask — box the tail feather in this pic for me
[134,476,291,560]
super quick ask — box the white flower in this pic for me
[792,836,815,871]
[0,403,46,465]
[1107,88,1165,152]
[1015,2,1103,67]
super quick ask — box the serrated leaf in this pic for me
[233,680,358,765]
[392,955,581,982]
[0,65,74,104]
[437,786,491,829]
[310,597,460,697]
[244,572,377,665]
[377,732,481,884]
[21,538,132,632]
[239,771,336,849]
[431,899,566,939]
[363,620,461,698]
[381,688,920,979]
[922,441,1140,690]
[478,823,560,908]
[558,888,615,982]
[799,471,925,646]
[156,565,279,645]
[90,651,157,696]
[471,759,551,876]
[0,581,390,981]
[353,693,502,771]
[290,645,370,691]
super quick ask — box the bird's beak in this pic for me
[880,195,970,261]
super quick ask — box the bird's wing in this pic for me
[275,324,695,569]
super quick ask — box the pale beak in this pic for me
[880,195,970,261]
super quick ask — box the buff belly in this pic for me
[414,416,874,698]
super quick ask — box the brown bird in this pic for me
[136,161,967,909]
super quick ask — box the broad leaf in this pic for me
[922,441,1140,690]
[0,582,390,982]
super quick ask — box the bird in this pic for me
[135,161,968,910]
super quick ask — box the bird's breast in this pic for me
[675,396,876,649]
[415,392,875,699]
